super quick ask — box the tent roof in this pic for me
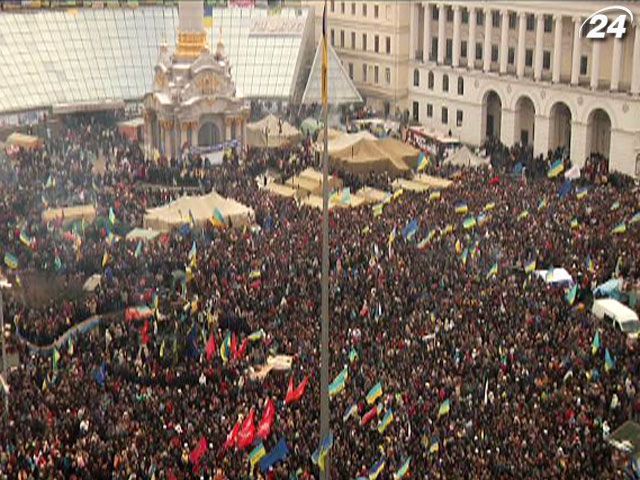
[245,114,301,148]
[444,145,489,168]
[356,186,391,204]
[331,137,410,175]
[264,182,297,198]
[324,131,376,154]
[6,132,42,149]
[300,41,363,106]
[413,174,454,189]
[126,228,161,242]
[391,178,431,192]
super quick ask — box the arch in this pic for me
[457,76,464,95]
[481,89,502,142]
[413,69,420,87]
[586,108,611,160]
[548,102,572,153]
[442,74,449,92]
[198,121,221,147]
[428,71,434,90]
[514,95,535,146]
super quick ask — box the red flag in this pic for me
[188,436,208,465]
[223,419,241,450]
[140,319,150,345]
[360,405,379,426]
[236,408,256,450]
[230,333,238,359]
[205,333,217,362]
[285,376,309,405]
[235,338,249,361]
[256,398,276,440]
[489,175,501,186]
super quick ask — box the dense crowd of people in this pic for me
[1,115,640,479]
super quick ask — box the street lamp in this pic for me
[0,278,11,417]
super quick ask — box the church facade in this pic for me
[143,2,249,159]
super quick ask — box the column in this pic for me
[409,2,417,60]
[632,23,640,94]
[590,40,601,90]
[570,120,589,168]
[499,10,509,74]
[423,3,432,62]
[225,119,232,142]
[468,8,477,69]
[452,6,461,67]
[552,15,563,83]
[437,4,446,64]
[483,7,492,72]
[516,12,526,78]
[500,108,516,146]
[610,36,622,91]
[533,114,550,158]
[571,16,581,85]
[534,14,544,80]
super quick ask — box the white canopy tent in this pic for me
[535,268,574,286]
[444,146,489,168]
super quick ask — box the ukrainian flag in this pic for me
[372,203,384,217]
[366,382,383,404]
[393,457,412,479]
[571,218,579,229]
[102,251,109,268]
[437,398,450,417]
[211,208,225,228]
[592,331,601,355]
[517,210,529,221]
[454,202,468,214]
[441,224,454,236]
[188,241,197,260]
[486,262,498,279]
[429,190,441,201]
[311,432,333,471]
[369,456,386,480]
[484,201,496,212]
[429,437,440,453]
[343,403,358,422]
[538,198,548,210]
[249,442,266,469]
[109,207,116,225]
[611,222,627,234]
[328,367,348,397]
[4,252,18,270]
[248,329,265,342]
[388,227,397,247]
[377,409,394,433]
[576,187,588,199]
[392,188,404,200]
[524,259,536,274]
[477,213,487,225]
[19,229,32,248]
[586,255,595,273]
[605,348,615,372]
[547,159,564,178]
[630,212,640,224]
[462,216,476,230]
[203,4,213,28]
[427,229,438,242]
[461,247,469,265]
[417,152,429,171]
[349,348,358,363]
[565,284,577,305]
[220,332,231,363]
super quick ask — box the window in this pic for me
[375,35,379,53]
[362,3,367,16]
[340,1,344,14]
[427,103,433,118]
[446,7,453,22]
[636,154,640,176]
[428,71,434,89]
[374,4,379,18]
[386,37,391,54]
[340,30,344,48]
[456,110,463,126]
[491,45,499,62]
[348,63,354,79]
[412,101,419,122]
[331,0,334,12]
[431,38,438,61]
[526,14,534,31]
[331,29,335,47]
[457,77,464,95]
[374,65,379,84]
[525,49,533,67]
[351,2,355,14]
[544,15,553,32]
[543,51,551,70]
[362,34,367,51]
[476,43,483,60]
[461,41,467,58]
[443,74,449,92]
[351,32,356,49]
[413,69,420,87]
[442,107,449,124]
[385,67,391,84]
[580,55,588,75]
[477,11,484,26]
[508,47,515,65]
[362,63,367,82]
[509,12,516,29]
[432,7,439,20]
[446,39,453,62]
[462,8,469,24]
[492,11,500,28]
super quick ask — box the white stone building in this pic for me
[407,1,640,176]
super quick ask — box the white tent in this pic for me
[300,41,363,106]
[246,114,301,149]
[444,146,489,168]
[535,268,574,285]
[143,191,254,232]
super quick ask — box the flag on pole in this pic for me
[220,331,231,363]
[248,329,266,342]
[576,187,588,199]
[388,226,397,247]
[52,348,61,371]
[349,347,358,363]
[611,222,627,234]
[586,255,595,273]
[328,367,348,397]
[377,409,394,433]
[592,331,601,355]
[565,284,578,305]
[109,207,116,225]
[605,348,615,372]
[417,152,429,171]
[547,159,564,178]
[211,208,225,228]
[249,442,267,471]
[4,253,18,270]
[369,456,386,480]
[486,262,498,279]
[517,210,529,221]
[454,202,468,214]
[538,198,548,210]
[366,382,383,404]
[321,0,328,107]
[484,201,496,211]
[437,398,450,417]
[393,457,412,479]
[372,203,384,217]
[343,403,358,422]
[134,240,143,259]
[630,212,640,224]
[570,218,579,229]
[524,259,536,274]
[102,251,109,268]
[19,229,32,248]
[312,431,333,472]
[462,216,476,230]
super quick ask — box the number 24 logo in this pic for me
[581,6,633,40]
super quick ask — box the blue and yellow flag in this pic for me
[605,348,615,372]
[393,457,412,479]
[576,187,588,200]
[19,229,32,248]
[547,159,564,178]
[538,198,548,211]
[592,331,601,355]
[377,409,394,433]
[417,152,429,171]
[630,212,640,224]
[52,348,61,371]
[328,367,348,397]
[388,226,397,247]
[249,441,266,469]
[454,202,468,215]
[366,382,383,404]
[524,259,536,274]
[248,329,265,342]
[612,222,627,235]
[134,241,143,259]
[203,4,213,28]
[220,332,231,363]
[343,403,358,422]
[188,241,197,261]
[369,456,386,480]
[486,262,498,279]
[311,431,333,472]
[586,255,595,273]
[429,436,440,453]
[4,252,18,270]
[321,0,328,107]
[565,284,578,305]
[429,190,441,201]
[517,210,529,221]
[483,201,496,212]
[570,218,579,229]
[462,216,476,230]
[437,398,450,417]
[109,207,116,225]
[211,208,225,228]
[349,347,358,363]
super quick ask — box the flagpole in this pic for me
[320,0,330,477]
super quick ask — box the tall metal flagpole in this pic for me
[320,0,331,477]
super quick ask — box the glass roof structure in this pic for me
[0,6,313,114]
